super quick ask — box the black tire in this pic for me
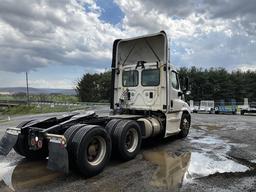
[64,124,85,167]
[113,120,142,161]
[179,113,191,138]
[72,125,111,177]
[64,124,86,147]
[105,119,122,136]
[13,120,48,160]
[241,110,245,115]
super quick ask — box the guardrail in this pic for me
[0,100,110,108]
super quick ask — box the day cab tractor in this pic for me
[0,31,191,177]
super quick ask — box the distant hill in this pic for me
[0,87,76,95]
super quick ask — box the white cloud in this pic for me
[115,0,256,70]
[0,0,256,88]
[0,70,75,89]
[29,79,74,89]
[238,64,256,72]
[0,0,125,73]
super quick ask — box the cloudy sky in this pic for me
[0,0,256,89]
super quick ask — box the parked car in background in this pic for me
[198,100,215,114]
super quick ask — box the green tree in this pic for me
[76,71,111,102]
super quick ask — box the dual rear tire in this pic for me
[64,119,142,177]
[111,120,142,161]
[14,119,142,177]
[65,124,111,177]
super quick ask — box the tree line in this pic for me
[179,67,256,103]
[76,67,256,103]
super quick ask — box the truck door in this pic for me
[165,70,183,135]
[170,70,182,112]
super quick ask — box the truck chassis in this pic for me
[0,110,190,177]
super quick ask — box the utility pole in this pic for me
[26,72,30,105]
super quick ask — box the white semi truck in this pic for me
[0,31,191,177]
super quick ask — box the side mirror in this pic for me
[181,77,189,92]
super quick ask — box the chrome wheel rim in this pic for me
[125,128,139,153]
[87,136,106,166]
[182,118,190,130]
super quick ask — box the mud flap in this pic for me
[47,141,69,173]
[0,132,18,156]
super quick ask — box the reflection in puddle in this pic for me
[189,152,249,177]
[193,124,224,131]
[0,160,63,191]
[191,136,224,145]
[143,150,249,190]
[143,151,191,190]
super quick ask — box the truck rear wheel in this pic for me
[64,124,85,167]
[13,120,48,160]
[72,125,111,177]
[105,119,122,154]
[179,113,191,138]
[113,120,142,161]
[105,119,122,135]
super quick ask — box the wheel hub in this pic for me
[183,118,190,130]
[125,128,139,153]
[87,136,106,166]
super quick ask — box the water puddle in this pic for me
[0,160,63,191]
[143,150,249,190]
[191,135,224,145]
[143,151,190,190]
[189,152,248,177]
[250,159,256,164]
[193,124,223,131]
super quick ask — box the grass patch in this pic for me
[0,94,79,103]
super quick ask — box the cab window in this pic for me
[171,71,179,90]
[122,70,138,87]
[141,69,160,86]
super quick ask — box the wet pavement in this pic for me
[0,112,256,192]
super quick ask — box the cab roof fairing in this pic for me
[113,31,169,68]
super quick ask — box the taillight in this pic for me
[30,137,43,149]
[37,140,43,148]
[31,138,36,146]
